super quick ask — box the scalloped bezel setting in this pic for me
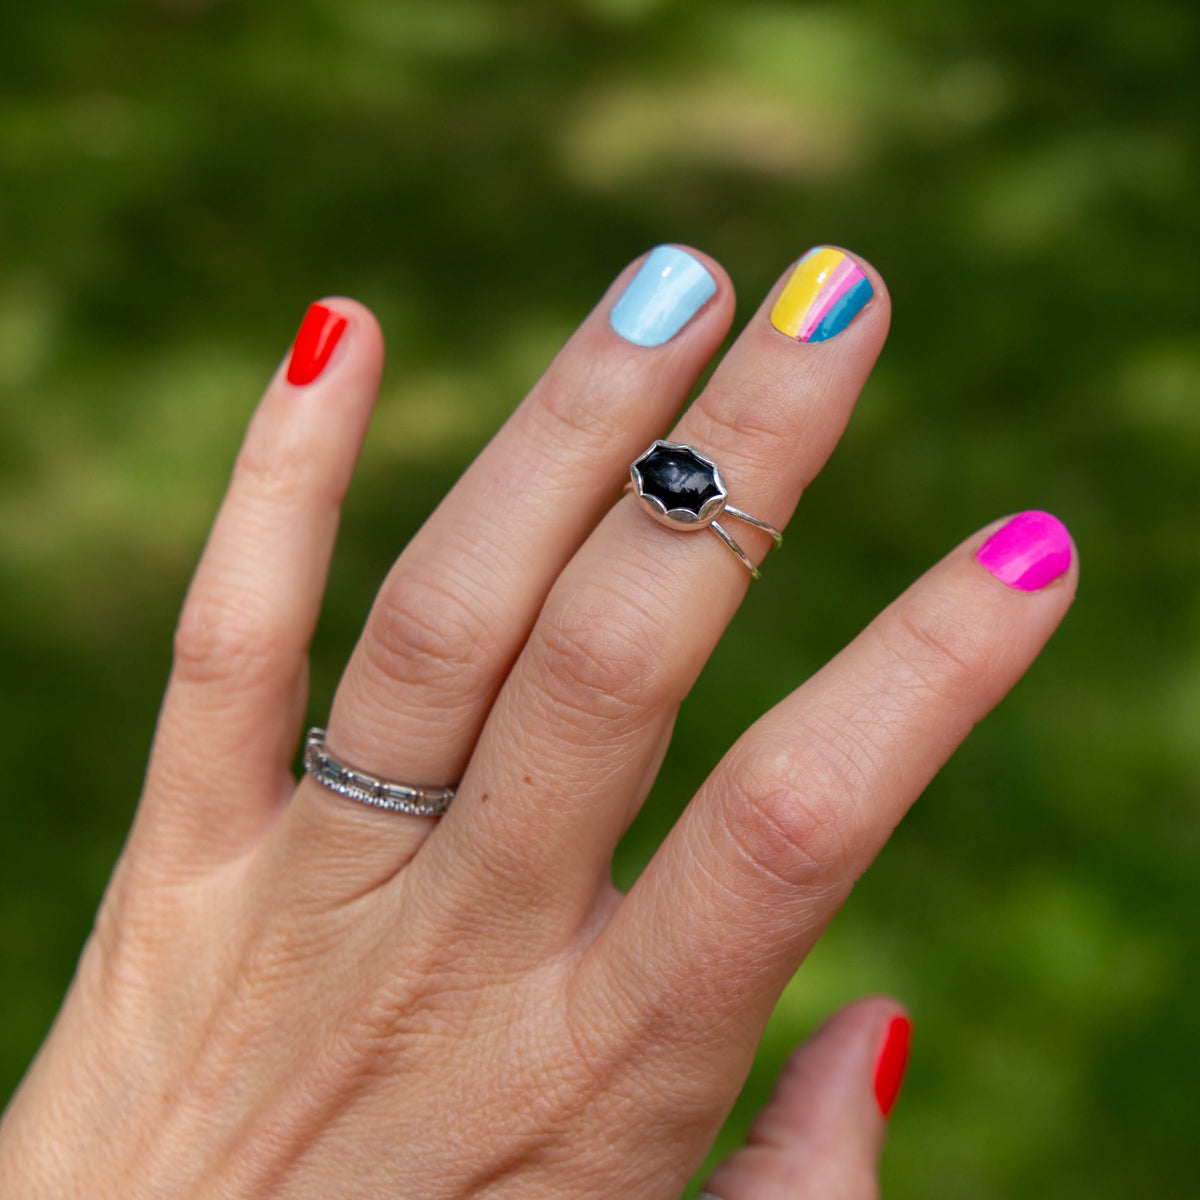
[629,440,728,530]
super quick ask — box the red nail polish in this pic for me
[287,302,348,385]
[873,1015,912,1118]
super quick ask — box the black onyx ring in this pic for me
[627,440,783,578]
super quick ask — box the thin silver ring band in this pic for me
[302,728,455,817]
[709,506,784,577]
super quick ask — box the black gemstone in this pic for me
[637,444,722,515]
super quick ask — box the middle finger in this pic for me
[411,247,888,945]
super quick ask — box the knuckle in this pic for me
[232,420,331,511]
[348,970,465,1064]
[527,363,629,447]
[531,592,672,729]
[720,740,861,893]
[172,590,289,689]
[688,372,810,467]
[876,594,992,711]
[362,572,502,699]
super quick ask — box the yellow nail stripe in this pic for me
[770,247,847,339]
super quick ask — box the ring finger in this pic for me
[273,246,734,895]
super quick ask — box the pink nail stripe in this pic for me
[796,256,864,341]
[975,511,1072,591]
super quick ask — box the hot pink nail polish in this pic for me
[975,510,1072,592]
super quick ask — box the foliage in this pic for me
[2,1,1199,1193]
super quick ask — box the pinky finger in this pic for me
[139,299,383,864]
[696,999,911,1200]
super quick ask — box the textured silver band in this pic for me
[302,728,455,817]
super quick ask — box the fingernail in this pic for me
[287,302,348,386]
[873,1015,912,1118]
[610,245,717,347]
[975,510,1073,592]
[770,247,873,343]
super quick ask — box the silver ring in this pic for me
[302,728,455,817]
[627,440,783,579]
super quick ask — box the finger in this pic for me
[272,247,734,893]
[137,300,382,864]
[592,513,1076,1080]
[412,248,889,943]
[699,999,911,1200]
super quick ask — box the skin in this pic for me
[0,248,1076,1199]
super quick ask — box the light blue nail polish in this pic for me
[609,245,717,347]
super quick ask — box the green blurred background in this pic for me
[2,0,1198,1194]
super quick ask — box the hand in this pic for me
[0,246,1075,1199]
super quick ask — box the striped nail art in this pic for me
[770,247,873,343]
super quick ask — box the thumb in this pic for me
[697,998,912,1200]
